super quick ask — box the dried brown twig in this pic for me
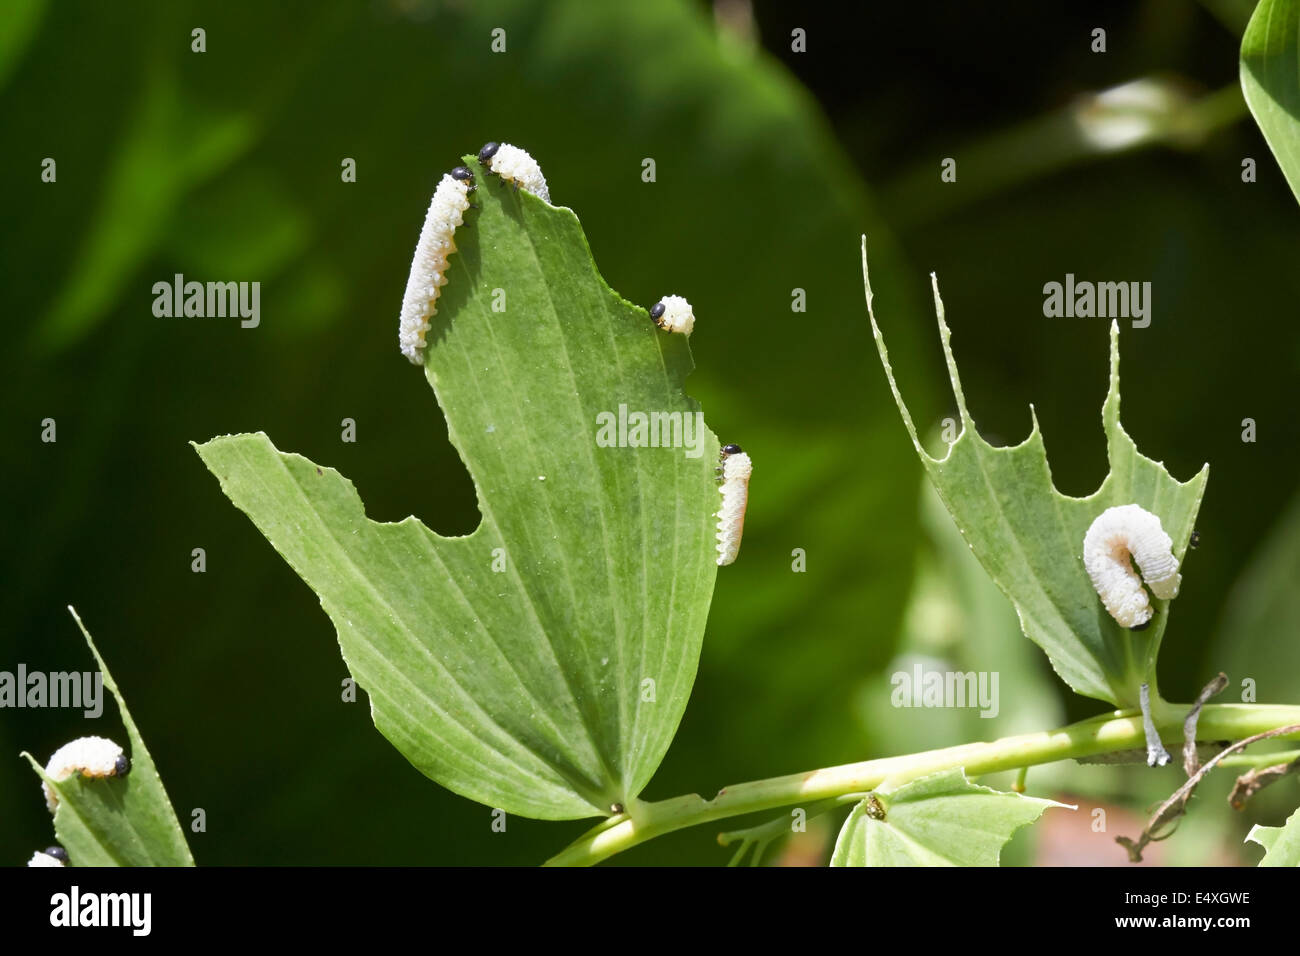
[1229,755,1300,810]
[1183,673,1229,776]
[1116,720,1300,863]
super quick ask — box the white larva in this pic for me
[1082,503,1182,629]
[648,295,695,335]
[715,444,752,567]
[477,142,550,202]
[42,735,131,813]
[398,166,476,364]
[27,847,68,867]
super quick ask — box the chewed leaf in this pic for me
[197,154,719,820]
[830,768,1069,866]
[1246,805,1300,866]
[22,608,194,866]
[863,238,1207,707]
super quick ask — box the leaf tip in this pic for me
[1024,403,1049,449]
[930,272,973,428]
[1103,322,1123,430]
[65,605,100,661]
[863,241,929,458]
[860,234,874,315]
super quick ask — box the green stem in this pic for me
[883,79,1249,229]
[544,702,1300,866]
[1217,748,1300,769]
[716,793,864,866]
[1012,765,1029,793]
[716,795,858,848]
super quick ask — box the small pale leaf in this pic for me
[830,767,1069,867]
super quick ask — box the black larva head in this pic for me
[44,846,69,863]
[721,443,743,457]
[450,165,475,188]
[1190,530,1200,549]
[114,754,131,777]
[648,302,666,325]
[478,141,500,164]
[1130,618,1152,632]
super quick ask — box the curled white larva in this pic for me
[42,735,131,813]
[27,849,66,867]
[398,166,476,364]
[649,295,695,335]
[1082,504,1182,629]
[715,444,752,567]
[478,142,550,202]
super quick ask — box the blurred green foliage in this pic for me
[2,0,1297,865]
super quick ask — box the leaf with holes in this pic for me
[196,154,719,820]
[830,768,1069,866]
[864,239,1207,707]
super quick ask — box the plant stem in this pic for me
[544,702,1300,866]
[1219,748,1300,768]
[716,794,860,867]
[883,79,1248,229]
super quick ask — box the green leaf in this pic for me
[22,608,194,866]
[1246,805,1300,865]
[196,154,719,820]
[830,768,1068,866]
[1242,0,1300,206]
[864,239,1207,707]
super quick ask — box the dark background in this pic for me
[2,0,1297,865]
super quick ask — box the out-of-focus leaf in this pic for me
[197,153,718,820]
[865,242,1207,707]
[1212,488,1300,700]
[856,476,1064,759]
[0,0,45,91]
[1241,0,1300,205]
[22,608,193,866]
[830,767,1068,866]
[35,70,254,352]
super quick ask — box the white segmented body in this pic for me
[716,450,752,566]
[653,295,695,335]
[398,172,474,364]
[42,735,128,813]
[1082,504,1181,629]
[484,143,550,202]
[27,851,65,867]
